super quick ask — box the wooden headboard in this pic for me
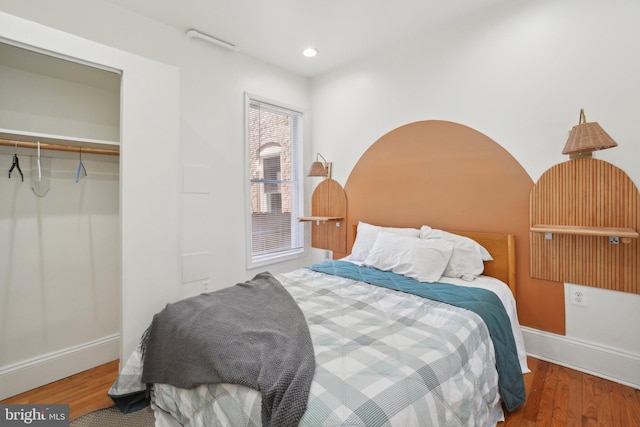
[454,230,516,295]
[351,224,517,296]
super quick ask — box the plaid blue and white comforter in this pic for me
[113,266,506,426]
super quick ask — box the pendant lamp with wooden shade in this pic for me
[562,108,618,159]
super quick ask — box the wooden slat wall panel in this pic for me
[530,158,640,293]
[310,178,347,254]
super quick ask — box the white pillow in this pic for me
[420,226,492,281]
[350,221,420,262]
[363,231,454,283]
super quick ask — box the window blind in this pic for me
[247,99,304,262]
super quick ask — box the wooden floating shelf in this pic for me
[298,216,343,223]
[531,224,639,239]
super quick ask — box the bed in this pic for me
[108,223,528,427]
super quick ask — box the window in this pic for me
[246,95,304,266]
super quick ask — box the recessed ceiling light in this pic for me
[303,48,318,58]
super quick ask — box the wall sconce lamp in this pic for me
[562,108,618,159]
[307,153,332,179]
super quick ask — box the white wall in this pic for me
[0,151,120,383]
[0,61,120,142]
[310,0,640,386]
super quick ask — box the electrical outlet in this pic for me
[324,250,333,260]
[203,281,210,292]
[570,285,588,307]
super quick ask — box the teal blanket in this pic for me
[308,260,525,412]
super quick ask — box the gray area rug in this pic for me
[70,406,155,427]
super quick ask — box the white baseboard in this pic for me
[0,334,120,400]
[521,327,640,389]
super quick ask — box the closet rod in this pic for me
[0,138,119,156]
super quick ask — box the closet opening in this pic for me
[0,40,122,400]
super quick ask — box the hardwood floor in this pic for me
[1,360,119,421]
[2,356,639,424]
[504,357,640,426]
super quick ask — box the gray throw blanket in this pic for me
[140,272,315,427]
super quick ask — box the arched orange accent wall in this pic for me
[343,120,565,334]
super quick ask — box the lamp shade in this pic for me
[307,153,332,178]
[562,109,617,157]
[308,161,328,177]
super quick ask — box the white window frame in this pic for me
[244,93,305,268]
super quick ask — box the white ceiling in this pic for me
[105,0,507,77]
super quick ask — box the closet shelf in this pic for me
[531,224,639,238]
[0,128,120,152]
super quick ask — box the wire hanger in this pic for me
[76,148,87,183]
[8,141,23,182]
[36,141,41,181]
